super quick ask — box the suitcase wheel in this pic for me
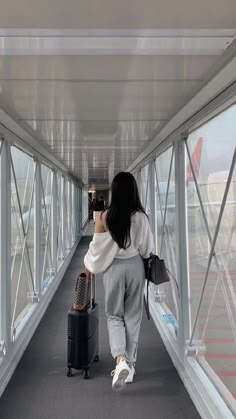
[67,367,73,377]
[94,354,99,362]
[84,368,89,379]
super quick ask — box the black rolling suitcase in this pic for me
[67,273,99,379]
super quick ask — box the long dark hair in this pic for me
[106,172,146,249]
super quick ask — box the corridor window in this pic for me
[56,173,64,268]
[154,147,178,323]
[141,164,151,219]
[186,104,236,405]
[40,164,53,291]
[140,164,149,207]
[10,146,36,331]
[0,139,3,344]
[82,188,88,228]
[71,183,77,243]
[65,179,71,253]
[78,187,82,233]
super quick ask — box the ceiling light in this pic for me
[0,29,234,56]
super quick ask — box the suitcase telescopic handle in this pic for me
[90,274,96,308]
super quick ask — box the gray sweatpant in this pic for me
[103,254,145,367]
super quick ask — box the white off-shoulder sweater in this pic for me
[84,211,154,274]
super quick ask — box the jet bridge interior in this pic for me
[0,2,236,418]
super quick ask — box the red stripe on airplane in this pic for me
[203,338,235,343]
[216,371,236,377]
[201,353,236,359]
[186,137,203,182]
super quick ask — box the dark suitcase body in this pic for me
[67,279,99,379]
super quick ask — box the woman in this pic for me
[84,172,154,391]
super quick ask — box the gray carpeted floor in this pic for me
[0,237,200,419]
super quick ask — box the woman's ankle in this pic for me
[116,355,125,364]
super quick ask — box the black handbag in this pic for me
[143,254,179,320]
[144,254,170,286]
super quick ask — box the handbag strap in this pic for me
[165,267,180,298]
[144,279,150,320]
[143,270,179,321]
[143,257,180,320]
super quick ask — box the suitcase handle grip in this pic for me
[90,274,96,308]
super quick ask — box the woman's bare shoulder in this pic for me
[132,211,148,228]
[95,210,108,233]
[101,209,107,221]
[133,211,146,220]
[101,210,108,231]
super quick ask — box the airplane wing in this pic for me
[187,200,236,209]
[158,200,236,212]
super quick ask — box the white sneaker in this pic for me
[125,366,135,383]
[111,360,130,392]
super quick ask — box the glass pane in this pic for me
[186,139,211,330]
[11,146,35,328]
[197,170,236,405]
[187,104,236,410]
[82,188,88,228]
[65,180,71,253]
[0,140,2,340]
[187,107,236,242]
[71,184,77,242]
[155,147,178,322]
[70,182,75,245]
[75,186,79,239]
[41,164,53,290]
[68,181,72,248]
[78,187,82,233]
[146,166,152,218]
[155,148,175,252]
[141,165,148,207]
[56,173,64,267]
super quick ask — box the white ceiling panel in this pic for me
[0,55,218,81]
[0,7,235,189]
[0,0,236,29]
[0,80,200,98]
